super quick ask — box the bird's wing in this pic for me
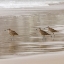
[12,31,18,35]
[41,30,50,35]
[44,31,50,35]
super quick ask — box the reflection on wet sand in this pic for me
[9,41,18,54]
[0,41,18,56]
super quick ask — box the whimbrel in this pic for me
[38,28,50,40]
[5,29,18,40]
[46,26,58,37]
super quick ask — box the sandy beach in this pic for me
[0,1,64,64]
[0,51,64,64]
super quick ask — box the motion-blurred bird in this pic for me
[5,29,18,40]
[46,26,58,37]
[38,28,50,40]
[7,29,18,36]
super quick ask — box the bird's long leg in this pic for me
[42,35,46,41]
[10,36,13,41]
[44,35,46,41]
[50,35,53,41]
[52,32,55,41]
[13,36,15,41]
[42,35,44,40]
[11,36,14,41]
[53,32,55,37]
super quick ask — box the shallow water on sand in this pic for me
[0,10,64,58]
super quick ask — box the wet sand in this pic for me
[0,7,64,59]
[0,51,64,64]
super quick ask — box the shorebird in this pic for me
[5,29,18,40]
[7,29,18,36]
[37,28,50,40]
[46,26,58,37]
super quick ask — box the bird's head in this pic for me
[4,29,11,31]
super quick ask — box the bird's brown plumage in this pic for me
[47,26,58,33]
[39,28,50,36]
[7,29,18,36]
